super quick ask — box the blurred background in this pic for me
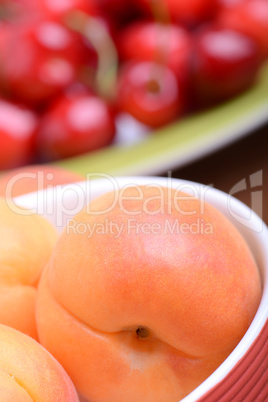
[0,0,267,221]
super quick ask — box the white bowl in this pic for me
[14,176,268,401]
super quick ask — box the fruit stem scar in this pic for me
[147,79,160,94]
[136,326,150,339]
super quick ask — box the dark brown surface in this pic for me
[161,123,268,225]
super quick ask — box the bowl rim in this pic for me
[13,175,268,402]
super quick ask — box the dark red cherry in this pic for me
[0,98,39,170]
[0,19,82,105]
[136,0,219,28]
[217,0,268,58]
[117,21,193,110]
[191,26,263,106]
[36,89,116,161]
[117,61,184,128]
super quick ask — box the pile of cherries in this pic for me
[0,0,267,171]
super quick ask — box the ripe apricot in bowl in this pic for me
[0,323,79,401]
[0,164,84,198]
[35,182,262,402]
[0,197,57,339]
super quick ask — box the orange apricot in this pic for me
[36,185,262,401]
[0,164,84,197]
[0,197,57,339]
[0,323,79,401]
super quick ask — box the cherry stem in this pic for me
[148,0,172,85]
[147,79,160,94]
[0,3,13,21]
[65,10,118,101]
[149,0,170,25]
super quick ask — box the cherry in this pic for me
[217,0,268,58]
[217,0,246,7]
[0,99,39,171]
[0,22,9,56]
[0,18,82,105]
[92,0,127,16]
[36,87,116,161]
[37,0,96,20]
[117,61,184,128]
[5,0,97,23]
[137,0,219,28]
[191,26,263,107]
[117,21,193,110]
[90,0,142,28]
[118,21,193,77]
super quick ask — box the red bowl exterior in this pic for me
[197,320,268,401]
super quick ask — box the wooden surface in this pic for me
[161,123,268,225]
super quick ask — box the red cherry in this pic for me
[0,22,10,59]
[217,0,246,7]
[0,19,82,105]
[137,0,219,28]
[117,61,184,128]
[37,0,96,19]
[0,99,39,171]
[90,0,139,26]
[117,21,193,110]
[36,89,116,161]
[217,0,268,58]
[191,26,263,106]
[92,0,127,15]
[118,21,192,76]
[7,0,97,22]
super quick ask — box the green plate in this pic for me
[57,62,268,177]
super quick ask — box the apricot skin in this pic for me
[0,164,84,197]
[0,198,57,339]
[36,186,262,401]
[0,323,79,401]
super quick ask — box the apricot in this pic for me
[0,323,79,401]
[0,197,57,339]
[0,164,84,197]
[36,185,262,401]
